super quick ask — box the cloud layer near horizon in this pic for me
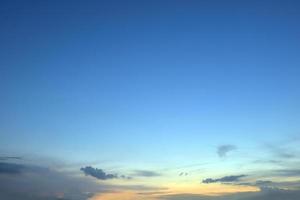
[202,175,247,183]
[161,189,300,200]
[0,161,167,200]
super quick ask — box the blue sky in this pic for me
[0,1,300,200]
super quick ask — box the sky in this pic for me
[0,0,300,200]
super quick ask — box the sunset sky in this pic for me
[1,1,300,200]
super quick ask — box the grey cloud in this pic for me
[120,175,132,179]
[233,176,300,190]
[160,188,300,200]
[253,159,282,164]
[138,191,170,195]
[0,162,107,200]
[202,175,247,183]
[237,180,274,188]
[272,169,300,177]
[0,162,50,175]
[179,172,188,176]
[117,184,168,191]
[0,156,22,161]
[80,166,118,180]
[132,170,161,177]
[265,144,296,159]
[255,180,273,185]
[276,152,295,159]
[0,162,25,174]
[254,169,300,179]
[217,145,236,157]
[0,161,159,200]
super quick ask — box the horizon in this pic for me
[1,1,300,200]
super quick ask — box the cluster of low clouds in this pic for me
[202,174,246,183]
[1,140,300,200]
[80,166,162,180]
[194,141,300,200]
[80,166,132,180]
[0,157,165,200]
[0,160,104,200]
[161,189,300,200]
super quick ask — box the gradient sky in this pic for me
[0,1,300,200]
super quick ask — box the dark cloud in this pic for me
[179,172,188,176]
[217,145,236,157]
[120,175,132,179]
[238,179,300,190]
[242,181,299,190]
[0,162,107,200]
[237,180,274,188]
[0,161,161,200]
[80,166,118,180]
[132,170,161,177]
[0,162,50,175]
[254,180,273,185]
[0,156,22,161]
[202,175,247,183]
[160,188,300,200]
[0,162,25,174]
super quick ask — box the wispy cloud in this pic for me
[217,145,236,158]
[264,144,296,159]
[0,156,22,161]
[132,170,161,177]
[202,175,247,184]
[160,188,300,200]
[272,169,300,177]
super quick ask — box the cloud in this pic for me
[217,145,236,157]
[253,159,282,165]
[251,168,300,180]
[179,172,188,176]
[0,162,25,174]
[80,166,118,180]
[0,161,160,200]
[0,156,22,161]
[237,180,274,188]
[202,175,247,183]
[272,169,300,177]
[0,162,107,200]
[160,188,300,200]
[254,180,273,186]
[132,170,161,177]
[264,144,296,159]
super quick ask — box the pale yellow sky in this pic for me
[89,183,259,200]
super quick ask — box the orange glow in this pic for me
[89,184,259,200]
[89,191,159,200]
[164,183,259,196]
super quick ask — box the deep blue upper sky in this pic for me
[1,0,300,166]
